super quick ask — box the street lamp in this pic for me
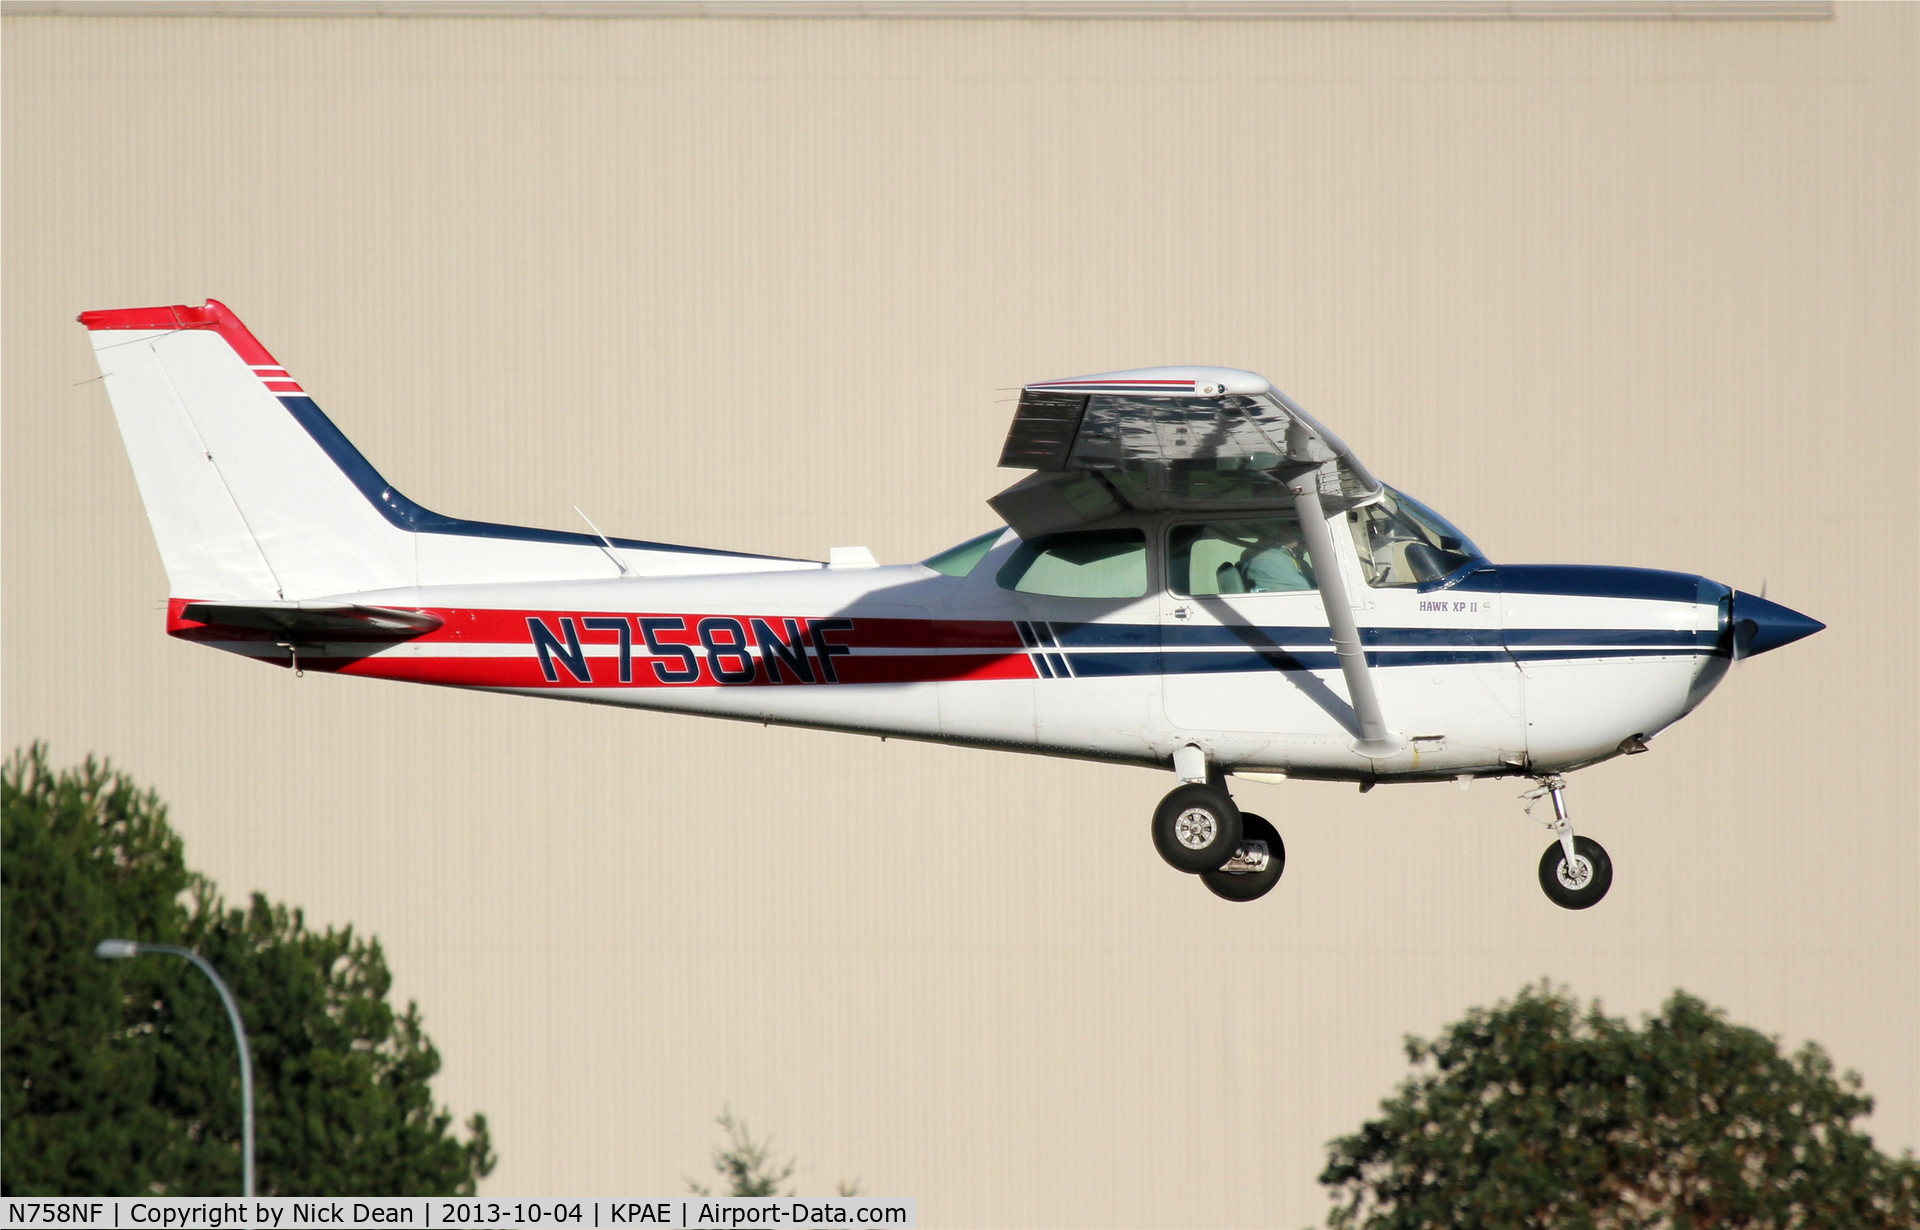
[95,939,255,1197]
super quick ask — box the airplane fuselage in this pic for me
[168,518,1734,784]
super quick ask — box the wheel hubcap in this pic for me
[1174,807,1218,850]
[1557,855,1592,891]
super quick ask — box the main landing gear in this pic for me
[1525,776,1612,910]
[1152,749,1286,903]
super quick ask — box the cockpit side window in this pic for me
[996,528,1148,598]
[1347,488,1484,587]
[1169,518,1317,596]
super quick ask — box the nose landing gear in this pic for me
[1525,776,1612,909]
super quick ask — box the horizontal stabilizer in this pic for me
[177,601,443,642]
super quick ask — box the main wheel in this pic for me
[1152,784,1243,874]
[1200,813,1286,902]
[1539,835,1613,910]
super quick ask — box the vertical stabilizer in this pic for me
[82,300,819,598]
[81,302,414,601]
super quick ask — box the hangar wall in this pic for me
[4,5,1914,1224]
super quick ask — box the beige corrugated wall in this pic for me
[3,6,1915,1224]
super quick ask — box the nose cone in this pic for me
[1730,590,1825,659]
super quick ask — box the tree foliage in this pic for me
[1321,982,1920,1229]
[2,745,495,1196]
[687,1109,860,1198]
[688,1109,797,1197]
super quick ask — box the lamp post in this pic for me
[95,939,254,1197]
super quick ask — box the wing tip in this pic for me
[1024,366,1271,397]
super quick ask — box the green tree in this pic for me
[1321,983,1920,1229]
[688,1109,797,1197]
[687,1108,861,1197]
[2,745,494,1196]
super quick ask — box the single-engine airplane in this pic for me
[81,301,1824,908]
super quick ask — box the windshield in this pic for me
[1347,488,1485,587]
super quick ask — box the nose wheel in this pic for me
[1525,777,1612,909]
[1539,835,1612,909]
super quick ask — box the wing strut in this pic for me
[1289,477,1403,759]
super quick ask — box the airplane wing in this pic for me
[990,367,1381,537]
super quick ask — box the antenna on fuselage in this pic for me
[574,506,630,577]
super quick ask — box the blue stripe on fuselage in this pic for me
[1503,627,1715,648]
[1029,615,1715,679]
[1446,565,1705,603]
[1065,644,1708,678]
[1155,625,1699,649]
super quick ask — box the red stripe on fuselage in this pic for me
[331,649,1036,688]
[166,601,1040,687]
[429,609,1025,651]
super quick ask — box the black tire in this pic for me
[1200,813,1286,903]
[1152,783,1243,874]
[1538,835,1613,910]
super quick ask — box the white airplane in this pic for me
[81,301,1824,908]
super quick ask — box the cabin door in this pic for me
[1157,512,1355,738]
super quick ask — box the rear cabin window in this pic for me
[922,529,1004,577]
[996,528,1148,599]
[1169,519,1317,596]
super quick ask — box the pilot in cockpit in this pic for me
[1238,525,1315,593]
